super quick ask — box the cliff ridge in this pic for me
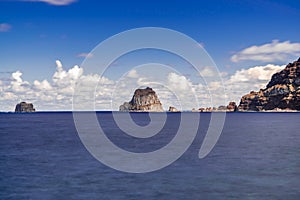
[238,58,300,111]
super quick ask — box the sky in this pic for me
[0,0,300,111]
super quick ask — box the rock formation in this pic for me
[168,106,179,112]
[196,102,237,112]
[239,58,300,111]
[226,102,238,112]
[119,87,164,112]
[15,102,36,113]
[217,105,227,111]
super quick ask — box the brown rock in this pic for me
[238,58,300,111]
[119,87,164,112]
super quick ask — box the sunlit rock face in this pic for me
[239,58,300,111]
[168,106,179,112]
[119,87,164,112]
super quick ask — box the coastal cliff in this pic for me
[15,102,36,113]
[238,58,300,111]
[119,87,164,112]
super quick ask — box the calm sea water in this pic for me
[0,112,299,199]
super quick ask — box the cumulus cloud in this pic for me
[167,72,193,91]
[224,64,285,104]
[0,60,85,111]
[52,60,83,90]
[165,73,199,109]
[228,64,284,82]
[126,69,139,78]
[0,60,288,112]
[33,80,52,90]
[0,23,12,32]
[198,66,221,77]
[12,71,23,83]
[23,0,77,6]
[231,40,300,62]
[199,67,214,77]
[10,71,31,93]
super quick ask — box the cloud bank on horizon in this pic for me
[0,58,286,112]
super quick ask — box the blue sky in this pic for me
[0,0,300,111]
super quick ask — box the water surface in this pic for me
[0,112,299,199]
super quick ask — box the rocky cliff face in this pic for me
[119,87,164,112]
[15,102,36,113]
[239,58,300,111]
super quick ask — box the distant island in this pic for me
[15,102,36,113]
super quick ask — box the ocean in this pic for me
[0,112,299,199]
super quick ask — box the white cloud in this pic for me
[164,73,196,109]
[23,0,77,6]
[231,40,300,62]
[224,64,285,104]
[198,66,221,77]
[167,72,193,91]
[33,80,52,90]
[0,60,288,112]
[126,69,139,78]
[55,60,63,69]
[10,71,31,93]
[0,60,86,111]
[228,64,284,82]
[53,60,83,86]
[77,53,93,59]
[0,23,11,32]
[12,71,23,83]
[199,67,214,77]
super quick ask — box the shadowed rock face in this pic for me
[239,58,300,111]
[227,102,238,112]
[119,87,164,112]
[15,102,36,113]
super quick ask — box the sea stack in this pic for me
[15,102,36,113]
[238,58,300,111]
[168,106,179,112]
[227,102,238,112]
[119,87,164,112]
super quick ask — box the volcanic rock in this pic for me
[15,102,36,113]
[238,58,300,111]
[119,87,164,112]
